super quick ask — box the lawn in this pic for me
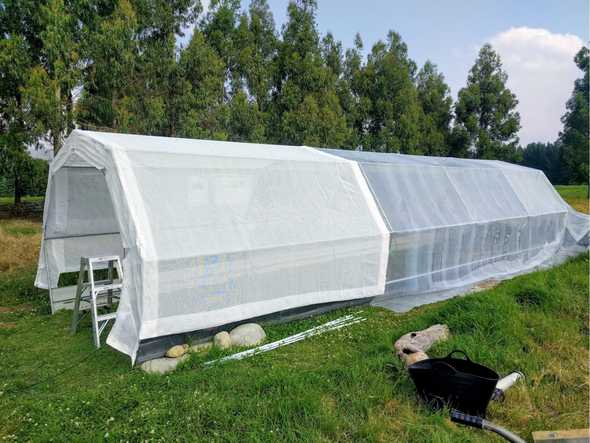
[555,185,589,214]
[0,196,44,205]
[0,187,588,442]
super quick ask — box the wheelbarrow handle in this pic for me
[446,350,471,361]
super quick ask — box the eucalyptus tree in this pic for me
[360,31,423,153]
[416,61,453,156]
[0,0,82,202]
[271,0,350,147]
[454,44,520,161]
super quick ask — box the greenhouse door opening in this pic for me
[38,166,124,313]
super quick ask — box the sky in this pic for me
[193,0,589,146]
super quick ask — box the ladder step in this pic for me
[97,312,117,322]
[71,255,123,349]
[88,255,121,264]
[92,283,123,293]
[94,278,122,286]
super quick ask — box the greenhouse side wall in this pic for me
[347,158,568,301]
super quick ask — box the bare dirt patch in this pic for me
[0,322,17,329]
[0,304,34,314]
[569,198,590,214]
[471,279,499,293]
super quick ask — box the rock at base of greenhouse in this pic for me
[165,344,189,358]
[213,331,231,349]
[140,355,188,374]
[229,323,266,347]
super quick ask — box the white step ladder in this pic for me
[70,256,123,348]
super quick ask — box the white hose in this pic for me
[496,371,524,392]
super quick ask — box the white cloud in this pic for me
[489,27,584,145]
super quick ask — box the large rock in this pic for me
[213,331,231,349]
[140,355,188,374]
[165,344,189,358]
[393,324,450,359]
[229,323,266,347]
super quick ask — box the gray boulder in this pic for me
[229,323,266,347]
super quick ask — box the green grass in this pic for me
[0,187,588,442]
[555,184,588,199]
[0,255,588,442]
[555,185,589,214]
[0,196,44,205]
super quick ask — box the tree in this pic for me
[271,0,350,147]
[226,91,266,142]
[201,0,241,94]
[358,32,423,153]
[176,31,228,140]
[77,0,201,136]
[0,0,73,203]
[416,61,453,156]
[21,0,81,154]
[521,142,563,184]
[237,0,277,108]
[559,46,589,184]
[227,0,278,141]
[341,34,369,149]
[454,43,520,161]
[0,32,34,203]
[76,0,138,132]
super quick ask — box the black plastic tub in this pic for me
[407,350,499,417]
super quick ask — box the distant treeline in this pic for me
[1,0,588,203]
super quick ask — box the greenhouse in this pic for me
[35,130,589,363]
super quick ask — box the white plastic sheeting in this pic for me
[36,131,589,362]
[36,131,389,362]
[322,149,589,310]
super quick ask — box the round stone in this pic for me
[229,323,266,347]
[213,331,232,349]
[165,344,188,358]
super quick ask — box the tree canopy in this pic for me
[454,44,521,161]
[559,46,589,185]
[1,0,587,204]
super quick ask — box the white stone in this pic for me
[229,323,266,347]
[213,331,231,349]
[140,355,188,374]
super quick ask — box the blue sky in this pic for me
[195,0,589,145]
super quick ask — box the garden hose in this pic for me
[451,409,525,443]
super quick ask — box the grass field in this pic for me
[555,185,589,214]
[0,196,44,205]
[0,186,588,442]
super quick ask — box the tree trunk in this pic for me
[52,130,62,155]
[53,83,62,154]
[14,174,22,205]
